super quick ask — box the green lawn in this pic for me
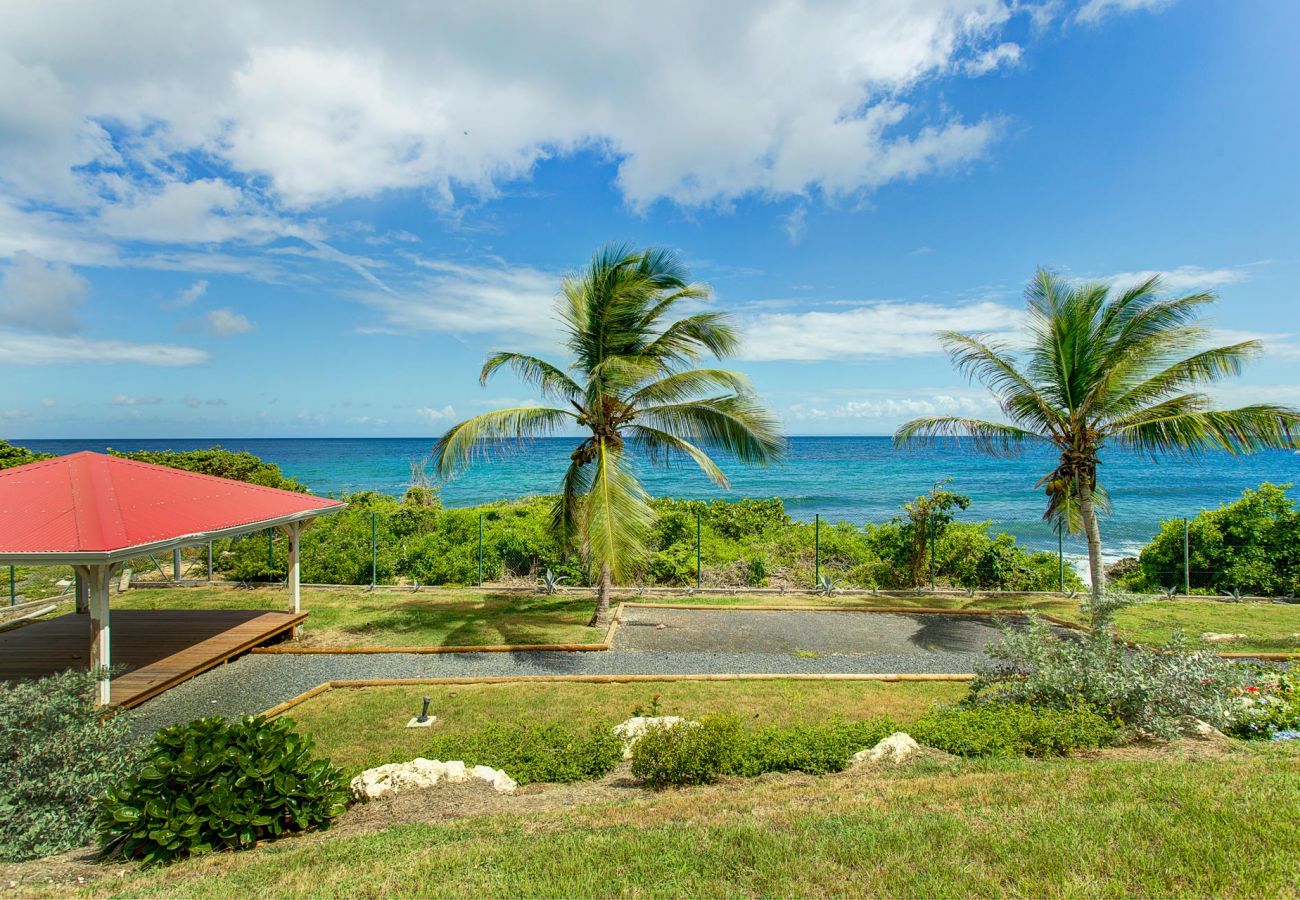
[44,749,1300,897]
[285,679,969,775]
[91,585,1300,654]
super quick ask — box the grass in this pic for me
[44,747,1300,897]
[90,584,1300,654]
[283,679,969,775]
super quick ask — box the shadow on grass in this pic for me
[333,592,598,647]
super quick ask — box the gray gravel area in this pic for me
[126,608,1016,735]
[614,607,1008,654]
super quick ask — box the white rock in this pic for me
[1202,632,1246,643]
[350,757,515,801]
[612,715,690,759]
[851,732,922,765]
[1177,717,1227,740]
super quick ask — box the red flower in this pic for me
[1246,685,1260,693]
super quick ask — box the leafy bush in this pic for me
[728,718,899,777]
[98,716,348,864]
[973,603,1248,739]
[1226,669,1300,740]
[912,703,1117,757]
[424,722,623,785]
[1129,483,1300,595]
[0,670,142,862]
[0,438,54,470]
[108,446,309,492]
[631,715,744,787]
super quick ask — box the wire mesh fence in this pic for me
[7,504,1295,605]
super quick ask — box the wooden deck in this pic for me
[0,609,306,708]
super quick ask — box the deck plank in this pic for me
[0,609,306,708]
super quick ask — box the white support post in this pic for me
[173,547,182,582]
[82,564,114,706]
[281,520,303,639]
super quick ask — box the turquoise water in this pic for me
[24,437,1300,557]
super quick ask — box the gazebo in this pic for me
[0,452,343,705]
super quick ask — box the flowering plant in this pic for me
[1226,670,1300,739]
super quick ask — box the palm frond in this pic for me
[434,406,574,477]
[1112,404,1300,457]
[480,352,582,401]
[939,332,1062,431]
[643,312,740,362]
[550,457,595,553]
[893,417,1045,457]
[628,368,752,406]
[637,395,785,465]
[1101,341,1263,421]
[626,424,729,488]
[583,439,654,582]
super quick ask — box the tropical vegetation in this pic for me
[1121,482,1300,596]
[895,270,1300,596]
[433,244,784,624]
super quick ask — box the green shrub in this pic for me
[0,670,142,862]
[0,439,54,470]
[108,446,308,492]
[912,703,1118,758]
[424,722,622,785]
[631,715,743,787]
[974,604,1248,739]
[97,716,348,865]
[1131,483,1300,595]
[728,718,899,777]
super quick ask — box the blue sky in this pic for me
[1,0,1297,438]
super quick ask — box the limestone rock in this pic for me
[1177,717,1228,741]
[852,732,922,765]
[612,716,690,759]
[350,757,516,801]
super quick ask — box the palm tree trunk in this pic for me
[1076,480,1106,599]
[588,561,612,628]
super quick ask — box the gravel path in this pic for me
[126,609,1011,735]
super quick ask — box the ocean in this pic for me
[23,436,1300,560]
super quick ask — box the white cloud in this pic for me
[963,41,1021,75]
[1209,329,1300,362]
[782,206,808,245]
[740,299,1023,361]
[360,259,561,345]
[204,307,255,337]
[790,389,1001,421]
[1076,0,1173,26]
[0,331,210,366]
[0,251,90,333]
[96,179,308,245]
[170,279,209,307]
[416,405,457,424]
[1098,264,1254,293]
[39,397,56,407]
[111,393,162,406]
[0,0,1033,219]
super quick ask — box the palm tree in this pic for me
[435,244,784,625]
[894,269,1299,598]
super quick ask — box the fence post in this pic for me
[928,514,936,592]
[814,514,821,587]
[207,541,213,581]
[1183,517,1190,596]
[8,565,13,606]
[371,511,378,587]
[696,510,702,590]
[267,529,274,575]
[478,512,484,587]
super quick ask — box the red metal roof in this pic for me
[0,451,342,560]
